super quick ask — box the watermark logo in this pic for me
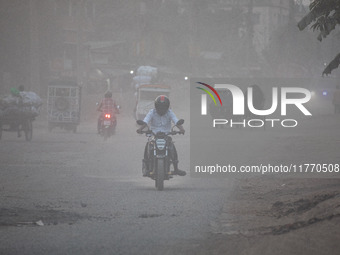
[196,82,312,128]
[196,82,222,115]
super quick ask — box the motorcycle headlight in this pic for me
[155,138,166,150]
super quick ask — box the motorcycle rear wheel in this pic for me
[103,128,109,141]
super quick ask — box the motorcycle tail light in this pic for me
[105,114,111,119]
[155,139,166,150]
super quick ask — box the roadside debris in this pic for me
[35,220,44,226]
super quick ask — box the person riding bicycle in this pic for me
[137,95,186,176]
[97,90,119,133]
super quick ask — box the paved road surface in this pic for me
[0,115,233,255]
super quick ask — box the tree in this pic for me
[262,22,320,77]
[298,0,340,75]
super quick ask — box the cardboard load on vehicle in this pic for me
[133,75,152,89]
[0,94,21,107]
[137,66,157,77]
[132,66,159,90]
[20,91,43,107]
[0,91,42,119]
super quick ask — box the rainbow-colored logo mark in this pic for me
[196,82,223,115]
[196,82,223,106]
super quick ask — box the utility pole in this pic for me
[289,0,295,23]
[246,0,254,76]
[29,0,40,92]
[76,0,83,86]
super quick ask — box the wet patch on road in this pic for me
[269,192,340,235]
[271,192,338,218]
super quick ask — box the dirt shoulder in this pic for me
[191,115,340,254]
[197,177,339,255]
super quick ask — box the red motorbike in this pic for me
[98,112,117,141]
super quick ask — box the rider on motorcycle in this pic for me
[137,95,186,176]
[97,90,119,133]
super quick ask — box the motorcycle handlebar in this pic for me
[138,130,152,135]
[138,130,183,136]
[137,121,184,136]
[168,131,184,135]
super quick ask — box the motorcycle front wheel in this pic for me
[155,158,165,191]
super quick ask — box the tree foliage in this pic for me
[262,23,320,77]
[298,0,340,75]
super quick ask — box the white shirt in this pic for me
[143,109,179,133]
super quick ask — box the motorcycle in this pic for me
[97,103,120,141]
[99,112,116,140]
[137,119,184,191]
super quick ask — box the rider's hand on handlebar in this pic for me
[177,125,185,135]
[137,123,147,134]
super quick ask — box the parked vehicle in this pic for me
[47,80,81,132]
[136,119,184,191]
[134,84,170,120]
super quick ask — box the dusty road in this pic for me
[0,114,233,255]
[1,108,340,255]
